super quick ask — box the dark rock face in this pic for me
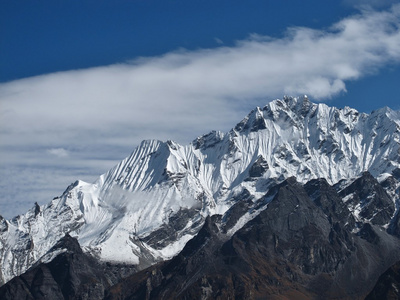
[304,178,355,229]
[234,108,267,132]
[34,202,41,217]
[246,178,352,277]
[365,260,400,300]
[142,208,203,250]
[192,130,224,150]
[0,234,137,300]
[0,215,8,233]
[376,171,400,238]
[222,198,253,233]
[389,211,400,238]
[247,155,269,179]
[339,172,395,225]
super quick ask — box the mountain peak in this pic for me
[1,96,399,287]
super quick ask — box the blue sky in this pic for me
[1,0,400,218]
[1,1,353,81]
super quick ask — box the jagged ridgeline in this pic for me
[1,96,400,299]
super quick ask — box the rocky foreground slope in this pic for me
[1,96,400,299]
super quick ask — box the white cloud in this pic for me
[47,148,69,158]
[1,5,400,218]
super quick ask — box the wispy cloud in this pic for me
[214,37,224,45]
[47,148,69,158]
[1,5,400,218]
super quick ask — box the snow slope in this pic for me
[1,96,400,285]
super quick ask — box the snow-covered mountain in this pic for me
[1,96,400,286]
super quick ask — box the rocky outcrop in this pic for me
[0,234,137,300]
